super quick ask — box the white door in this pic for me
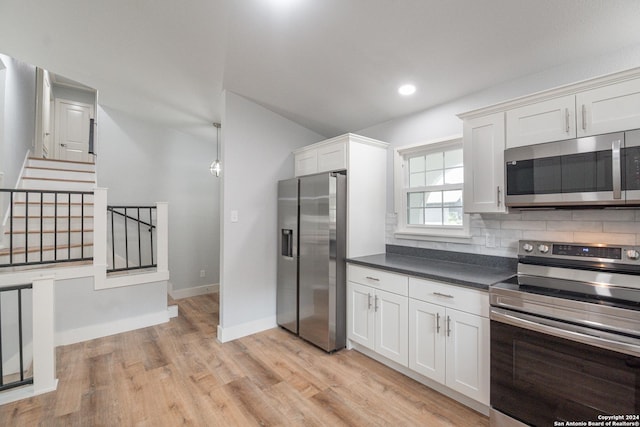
[408,299,445,383]
[375,289,408,366]
[347,282,375,350]
[463,112,507,213]
[506,95,576,148]
[55,99,93,162]
[445,309,489,405]
[577,78,640,137]
[42,72,52,157]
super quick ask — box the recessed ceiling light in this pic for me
[398,84,416,96]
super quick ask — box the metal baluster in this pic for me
[137,207,142,267]
[40,192,44,262]
[9,191,14,265]
[25,192,29,264]
[110,208,115,270]
[67,194,71,260]
[18,289,24,381]
[54,192,58,261]
[124,208,129,269]
[81,193,85,259]
[149,207,154,266]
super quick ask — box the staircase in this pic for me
[0,157,95,268]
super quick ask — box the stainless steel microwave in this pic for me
[505,129,640,207]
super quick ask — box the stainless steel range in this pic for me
[489,240,640,427]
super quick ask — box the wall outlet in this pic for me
[485,233,496,248]
[200,269,206,278]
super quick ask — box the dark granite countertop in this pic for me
[347,246,517,291]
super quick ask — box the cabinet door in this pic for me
[317,141,347,173]
[294,149,318,177]
[445,309,489,405]
[506,95,576,148]
[408,299,445,383]
[463,112,507,213]
[375,289,409,366]
[347,282,375,350]
[577,78,640,137]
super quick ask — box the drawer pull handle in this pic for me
[374,295,379,312]
[447,315,451,337]
[433,292,454,298]
[367,293,372,309]
[436,312,441,334]
[365,276,380,281]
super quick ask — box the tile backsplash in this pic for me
[386,209,640,258]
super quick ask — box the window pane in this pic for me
[445,149,463,168]
[443,190,463,206]
[410,172,425,188]
[409,156,425,173]
[425,152,443,171]
[425,170,444,186]
[408,208,424,225]
[444,207,463,226]
[444,167,464,184]
[424,208,443,225]
[408,192,424,208]
[425,191,442,207]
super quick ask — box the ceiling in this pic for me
[1,0,640,139]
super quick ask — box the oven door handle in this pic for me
[491,307,640,357]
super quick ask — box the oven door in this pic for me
[490,307,640,426]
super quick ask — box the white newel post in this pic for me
[32,277,57,394]
[156,202,169,273]
[93,187,108,270]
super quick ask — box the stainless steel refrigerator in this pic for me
[276,172,347,352]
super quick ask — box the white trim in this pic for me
[168,305,178,318]
[216,315,277,343]
[169,283,218,300]
[97,269,170,290]
[457,66,640,120]
[0,381,58,406]
[55,309,170,346]
[293,132,389,155]
[394,230,473,242]
[396,134,463,156]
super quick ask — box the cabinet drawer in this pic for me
[409,277,489,317]
[347,264,408,296]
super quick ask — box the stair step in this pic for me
[11,203,94,217]
[0,242,94,256]
[4,231,93,248]
[27,157,95,172]
[24,167,96,182]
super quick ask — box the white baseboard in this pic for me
[169,283,218,300]
[216,315,277,343]
[55,310,170,346]
[0,379,58,406]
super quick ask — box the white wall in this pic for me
[0,53,36,197]
[359,44,640,257]
[218,91,323,341]
[55,276,168,345]
[97,106,220,292]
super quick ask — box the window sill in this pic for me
[394,228,472,243]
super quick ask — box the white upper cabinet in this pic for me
[506,95,576,148]
[576,78,640,137]
[294,134,388,258]
[463,112,507,213]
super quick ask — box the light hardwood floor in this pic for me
[0,293,489,426]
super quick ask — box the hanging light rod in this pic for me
[210,122,222,177]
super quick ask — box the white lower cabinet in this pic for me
[347,281,408,366]
[347,264,490,407]
[409,277,490,405]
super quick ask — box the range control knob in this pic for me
[522,243,534,253]
[538,244,550,254]
[626,250,640,260]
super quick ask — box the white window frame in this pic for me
[393,135,471,241]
